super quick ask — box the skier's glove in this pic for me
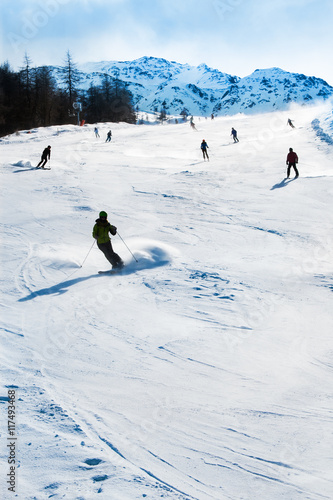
[110,225,117,236]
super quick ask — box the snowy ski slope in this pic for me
[1,103,333,499]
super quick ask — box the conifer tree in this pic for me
[34,66,58,126]
[61,50,81,113]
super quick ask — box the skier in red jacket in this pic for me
[286,147,299,178]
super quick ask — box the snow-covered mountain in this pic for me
[57,56,333,116]
[213,67,333,115]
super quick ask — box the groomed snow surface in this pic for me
[1,103,333,499]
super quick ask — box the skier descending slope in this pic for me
[36,145,51,168]
[287,118,295,128]
[200,139,209,161]
[286,147,299,178]
[231,128,239,143]
[93,211,124,270]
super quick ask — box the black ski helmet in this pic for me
[99,211,107,218]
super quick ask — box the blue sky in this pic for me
[1,0,333,84]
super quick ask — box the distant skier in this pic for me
[231,128,239,143]
[211,113,214,120]
[286,147,299,178]
[92,211,124,269]
[201,140,209,161]
[287,118,295,128]
[190,116,197,130]
[94,127,100,138]
[36,145,51,169]
[105,130,112,142]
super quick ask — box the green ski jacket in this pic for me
[92,219,117,244]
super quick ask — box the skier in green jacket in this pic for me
[92,211,124,269]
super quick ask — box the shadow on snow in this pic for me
[18,275,98,302]
[13,168,39,173]
[271,178,297,190]
[18,247,171,301]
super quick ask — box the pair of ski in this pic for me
[36,166,51,170]
[98,268,123,275]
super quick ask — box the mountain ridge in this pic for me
[54,56,333,117]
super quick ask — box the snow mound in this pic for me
[122,238,179,271]
[12,159,32,168]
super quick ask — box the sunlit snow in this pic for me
[1,103,333,499]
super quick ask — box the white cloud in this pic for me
[1,0,333,84]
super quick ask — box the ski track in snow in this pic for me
[1,105,333,499]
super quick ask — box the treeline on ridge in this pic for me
[0,51,137,137]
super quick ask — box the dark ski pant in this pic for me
[37,156,49,168]
[97,241,123,268]
[202,149,209,160]
[287,162,299,178]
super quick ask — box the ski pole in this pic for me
[117,232,138,262]
[79,240,96,268]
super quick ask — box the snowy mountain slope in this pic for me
[70,56,239,116]
[1,103,333,499]
[213,67,333,115]
[55,56,333,116]
[311,104,333,145]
